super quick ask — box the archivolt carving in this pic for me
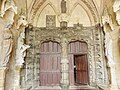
[30,0,47,21]
[81,0,98,23]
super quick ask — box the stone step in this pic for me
[69,85,97,90]
[35,85,97,90]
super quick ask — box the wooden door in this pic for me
[74,55,89,85]
[68,41,89,85]
[40,41,61,86]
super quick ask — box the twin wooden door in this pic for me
[40,41,61,86]
[40,41,89,86]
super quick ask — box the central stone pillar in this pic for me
[0,67,7,90]
[60,38,69,89]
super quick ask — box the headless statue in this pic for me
[61,0,67,13]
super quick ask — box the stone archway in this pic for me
[21,25,108,89]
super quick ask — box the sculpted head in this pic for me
[17,15,28,29]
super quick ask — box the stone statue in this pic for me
[16,30,30,66]
[0,27,13,66]
[102,8,114,30]
[15,15,29,66]
[0,0,17,67]
[105,32,114,65]
[61,0,67,13]
[113,0,120,25]
[16,44,30,66]
[0,0,17,17]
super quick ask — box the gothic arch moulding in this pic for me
[28,0,47,22]
[69,1,98,26]
[33,1,58,27]
[69,4,92,26]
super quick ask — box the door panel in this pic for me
[75,55,89,85]
[40,41,61,86]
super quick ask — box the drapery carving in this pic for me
[1,27,13,66]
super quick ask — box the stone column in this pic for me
[0,67,7,90]
[14,65,22,90]
[60,38,69,89]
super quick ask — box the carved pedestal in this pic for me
[0,67,7,90]
[14,65,22,90]
[60,38,69,89]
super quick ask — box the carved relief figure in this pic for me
[105,32,114,65]
[0,0,17,67]
[61,0,67,13]
[1,27,13,66]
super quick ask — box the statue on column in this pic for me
[61,0,67,13]
[15,15,29,66]
[0,0,17,67]
[105,32,114,66]
[16,31,30,66]
[0,26,13,66]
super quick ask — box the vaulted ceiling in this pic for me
[14,0,115,26]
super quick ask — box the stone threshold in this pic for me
[35,85,97,90]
